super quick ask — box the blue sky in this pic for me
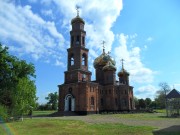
[0,0,180,103]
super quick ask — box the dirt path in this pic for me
[56,114,180,131]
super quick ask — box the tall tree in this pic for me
[45,92,58,110]
[133,96,139,109]
[145,98,152,108]
[156,82,171,116]
[138,99,146,109]
[0,43,36,118]
[155,82,170,108]
[12,78,36,116]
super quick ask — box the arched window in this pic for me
[71,57,74,65]
[122,99,126,106]
[124,99,127,106]
[69,87,72,93]
[69,54,74,66]
[120,77,123,84]
[82,74,86,81]
[82,36,85,45]
[82,53,86,66]
[76,35,79,45]
[115,98,118,106]
[91,97,94,105]
[101,98,103,106]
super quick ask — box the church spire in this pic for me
[121,59,124,69]
[101,40,106,54]
[76,5,80,17]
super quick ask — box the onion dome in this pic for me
[93,51,116,69]
[118,68,129,77]
[102,61,116,71]
[71,7,84,24]
[117,59,129,77]
[71,15,85,24]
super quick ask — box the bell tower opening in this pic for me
[76,35,80,45]
[68,54,74,66]
[82,53,87,66]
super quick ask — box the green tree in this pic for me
[133,96,139,109]
[138,99,146,109]
[155,82,170,109]
[0,104,8,121]
[12,78,36,116]
[0,43,36,119]
[145,98,152,108]
[0,45,14,107]
[149,101,157,109]
[45,92,58,110]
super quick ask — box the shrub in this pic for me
[0,104,8,122]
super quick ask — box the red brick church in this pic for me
[58,11,135,115]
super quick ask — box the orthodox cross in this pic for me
[76,5,80,16]
[101,40,105,53]
[121,59,124,69]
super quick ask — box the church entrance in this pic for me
[68,97,72,111]
[64,94,75,111]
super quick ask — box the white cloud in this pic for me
[146,37,153,42]
[137,85,157,92]
[41,9,54,18]
[51,0,123,62]
[144,45,147,49]
[0,0,65,66]
[136,85,158,99]
[0,0,123,68]
[114,33,155,84]
[173,83,180,90]
[55,60,65,67]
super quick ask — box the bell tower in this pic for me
[65,8,91,84]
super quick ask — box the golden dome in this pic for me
[93,52,116,69]
[102,61,116,71]
[118,68,129,77]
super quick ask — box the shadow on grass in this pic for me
[153,125,180,135]
[32,111,64,117]
[32,110,58,117]
[157,116,169,118]
[32,114,49,117]
[157,115,180,118]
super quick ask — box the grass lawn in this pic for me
[154,109,166,113]
[32,110,56,117]
[112,113,167,120]
[0,110,179,135]
[0,119,154,135]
